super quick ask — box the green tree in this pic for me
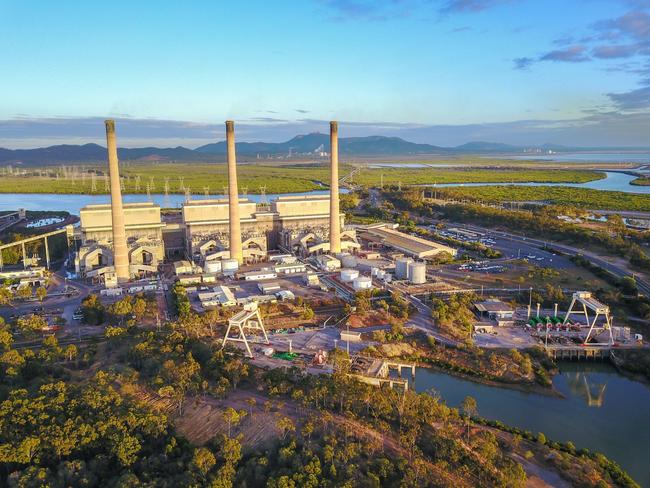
[64,344,78,362]
[191,447,216,480]
[110,297,133,325]
[132,297,147,320]
[0,329,13,350]
[35,286,47,302]
[0,286,13,306]
[276,416,295,440]
[81,294,105,325]
[301,305,315,320]
[16,314,47,337]
[222,407,246,438]
[16,285,32,300]
[161,353,202,414]
[461,396,478,441]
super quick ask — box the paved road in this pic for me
[385,282,460,347]
[0,264,98,340]
[451,223,650,297]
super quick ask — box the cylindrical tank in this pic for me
[340,268,359,282]
[408,262,427,284]
[376,269,386,280]
[395,257,413,280]
[222,258,239,274]
[341,254,357,268]
[204,260,222,274]
[370,267,379,277]
[352,276,372,291]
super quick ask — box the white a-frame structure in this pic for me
[222,302,269,358]
[562,291,614,345]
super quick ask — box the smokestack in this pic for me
[329,121,341,254]
[226,121,243,264]
[105,120,130,282]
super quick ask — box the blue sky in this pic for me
[2,0,650,147]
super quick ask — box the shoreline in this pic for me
[413,360,563,398]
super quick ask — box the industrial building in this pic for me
[358,223,457,259]
[474,299,515,326]
[74,120,358,283]
[198,285,237,308]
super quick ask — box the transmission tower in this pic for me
[149,176,155,191]
[134,175,141,192]
[120,176,125,192]
[203,186,210,198]
[104,174,109,191]
[259,185,268,205]
[178,176,185,192]
[90,172,97,192]
[184,187,191,203]
[164,177,170,196]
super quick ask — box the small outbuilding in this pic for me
[474,299,514,325]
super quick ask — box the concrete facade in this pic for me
[105,120,130,282]
[75,202,165,278]
[74,120,358,279]
[329,121,341,254]
[226,120,243,264]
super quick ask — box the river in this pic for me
[0,172,645,217]
[0,190,344,216]
[409,363,650,485]
[429,171,650,194]
[503,152,650,164]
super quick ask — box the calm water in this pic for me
[368,163,455,168]
[0,190,345,216]
[412,363,650,485]
[0,172,646,217]
[432,171,650,194]
[504,152,650,163]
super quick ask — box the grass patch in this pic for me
[431,185,650,211]
[0,163,604,195]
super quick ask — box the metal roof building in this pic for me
[359,223,457,259]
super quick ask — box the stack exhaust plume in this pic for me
[105,120,130,281]
[226,120,243,264]
[329,121,341,254]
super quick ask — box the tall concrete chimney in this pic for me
[105,120,130,282]
[226,120,243,264]
[329,121,341,254]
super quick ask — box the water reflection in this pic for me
[413,362,650,485]
[567,372,607,407]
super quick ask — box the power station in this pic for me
[75,120,359,282]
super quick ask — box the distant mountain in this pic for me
[453,141,521,153]
[0,143,213,165]
[195,133,444,156]
[3,133,649,166]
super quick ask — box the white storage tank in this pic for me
[375,269,386,280]
[371,267,379,277]
[408,262,427,284]
[222,258,239,275]
[395,257,413,280]
[352,276,373,291]
[340,268,360,283]
[341,254,358,268]
[204,260,222,274]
